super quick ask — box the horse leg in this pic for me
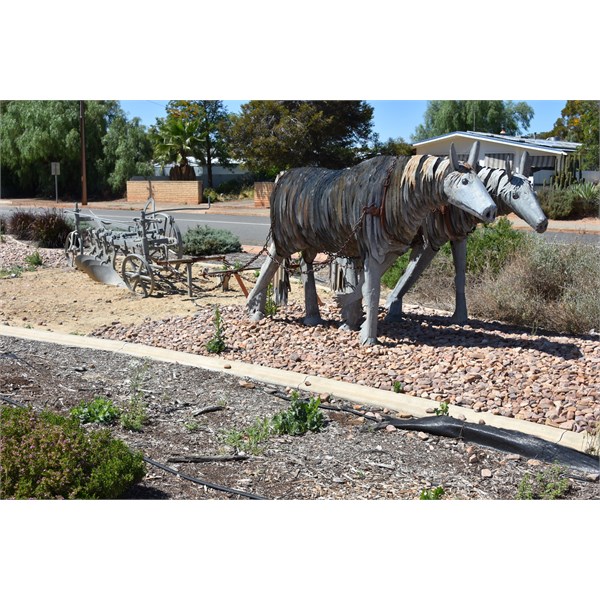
[301,249,325,326]
[359,256,387,346]
[385,244,438,322]
[450,238,468,324]
[336,258,364,331]
[246,242,284,321]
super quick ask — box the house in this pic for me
[153,158,250,189]
[412,131,582,186]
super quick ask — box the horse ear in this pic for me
[504,156,513,179]
[449,143,459,171]
[520,151,531,177]
[467,141,480,168]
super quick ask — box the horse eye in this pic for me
[513,192,520,199]
[462,178,469,185]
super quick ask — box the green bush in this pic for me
[0,406,145,499]
[183,225,242,256]
[24,251,43,267]
[0,215,7,237]
[8,209,37,240]
[569,181,600,217]
[30,209,73,248]
[270,393,325,436]
[537,185,575,220]
[383,217,525,289]
[470,237,600,334]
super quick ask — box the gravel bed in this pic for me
[92,301,600,436]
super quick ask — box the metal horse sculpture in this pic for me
[383,148,548,324]
[246,143,497,345]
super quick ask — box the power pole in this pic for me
[80,100,88,206]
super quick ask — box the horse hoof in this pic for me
[303,316,325,326]
[384,313,404,323]
[359,335,379,346]
[249,311,265,322]
[449,314,468,325]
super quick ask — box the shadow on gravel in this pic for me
[379,313,583,359]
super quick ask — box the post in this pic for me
[80,100,88,206]
[51,162,60,203]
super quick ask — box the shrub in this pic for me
[537,185,575,220]
[382,217,525,290]
[469,237,600,334]
[569,181,600,217]
[270,393,325,436]
[516,465,571,500]
[8,209,37,240]
[203,188,220,203]
[30,209,73,248]
[0,406,145,499]
[71,397,121,425]
[0,215,7,237]
[183,225,242,256]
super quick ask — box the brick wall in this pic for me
[126,180,204,204]
[254,182,274,208]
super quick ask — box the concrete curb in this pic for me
[1,324,590,454]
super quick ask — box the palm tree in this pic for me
[151,116,200,180]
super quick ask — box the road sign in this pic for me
[51,162,60,176]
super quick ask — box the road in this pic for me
[1,206,598,247]
[0,207,273,247]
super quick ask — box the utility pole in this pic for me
[80,100,88,206]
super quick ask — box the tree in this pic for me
[411,100,534,142]
[149,101,232,187]
[101,114,153,193]
[369,135,413,157]
[227,100,375,177]
[549,100,599,170]
[0,100,152,198]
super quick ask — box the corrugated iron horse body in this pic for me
[246,143,497,345]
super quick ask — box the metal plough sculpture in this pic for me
[246,142,497,345]
[331,146,548,329]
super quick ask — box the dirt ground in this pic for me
[1,237,599,500]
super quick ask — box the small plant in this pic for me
[0,405,145,499]
[271,392,325,436]
[221,392,326,455]
[0,266,25,279]
[420,486,445,500]
[71,396,120,425]
[222,417,272,455]
[185,421,200,433]
[206,306,226,354]
[264,283,277,317]
[120,362,149,431]
[392,381,404,393]
[25,250,43,267]
[434,401,450,416]
[583,424,600,457]
[516,464,572,500]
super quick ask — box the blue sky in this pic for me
[119,100,566,143]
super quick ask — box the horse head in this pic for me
[443,142,497,223]
[495,152,548,233]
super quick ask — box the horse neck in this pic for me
[385,155,450,242]
[478,167,511,216]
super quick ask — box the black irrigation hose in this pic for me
[0,395,266,500]
[141,457,266,500]
[377,415,600,476]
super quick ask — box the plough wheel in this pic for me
[121,253,155,297]
[64,231,81,267]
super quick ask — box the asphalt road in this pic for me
[0,207,273,247]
